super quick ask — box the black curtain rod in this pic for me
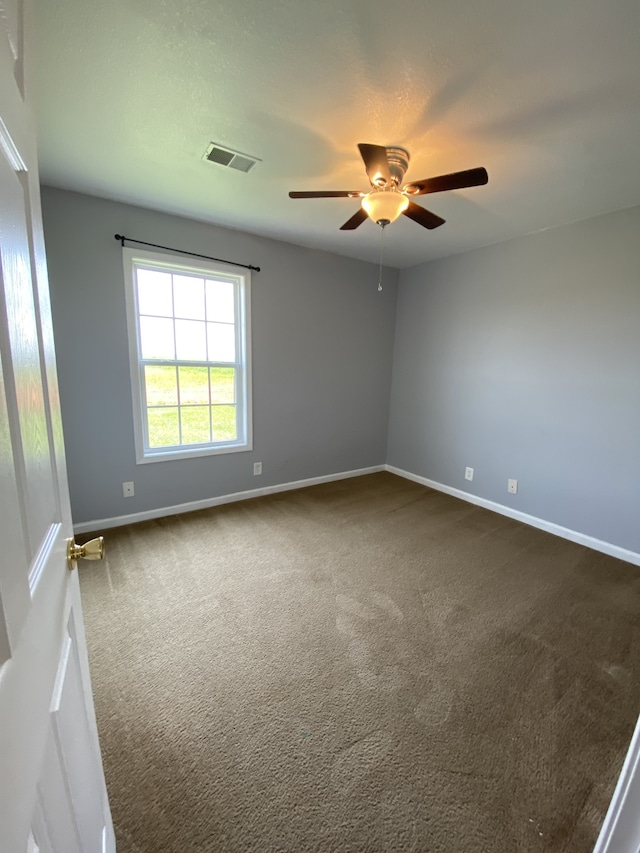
[114,234,260,272]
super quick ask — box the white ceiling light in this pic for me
[361,189,409,225]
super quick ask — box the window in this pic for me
[123,247,252,463]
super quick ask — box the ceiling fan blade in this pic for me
[404,167,488,196]
[289,190,362,199]
[340,208,368,231]
[403,201,445,230]
[358,143,392,187]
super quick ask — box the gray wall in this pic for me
[41,187,398,524]
[388,205,640,554]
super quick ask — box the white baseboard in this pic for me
[73,465,385,534]
[75,462,640,567]
[385,465,640,567]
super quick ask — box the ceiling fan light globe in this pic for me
[361,191,409,224]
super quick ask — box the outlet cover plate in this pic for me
[508,478,518,495]
[465,467,474,481]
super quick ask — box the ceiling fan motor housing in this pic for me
[385,146,410,186]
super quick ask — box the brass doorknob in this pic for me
[67,536,105,570]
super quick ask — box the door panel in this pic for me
[30,798,52,853]
[37,722,84,853]
[50,613,108,852]
[0,339,29,662]
[0,0,20,61]
[0,122,31,657]
[0,142,57,560]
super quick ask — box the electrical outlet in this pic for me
[465,467,474,481]
[253,462,262,476]
[508,478,518,495]
[123,481,135,498]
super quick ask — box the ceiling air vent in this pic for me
[203,143,261,173]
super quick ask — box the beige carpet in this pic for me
[79,472,640,853]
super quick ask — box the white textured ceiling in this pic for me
[34,0,640,269]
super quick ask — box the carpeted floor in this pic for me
[79,472,640,853]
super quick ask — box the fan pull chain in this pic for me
[377,222,387,292]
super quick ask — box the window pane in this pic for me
[140,316,175,359]
[206,279,235,323]
[175,319,207,361]
[210,367,235,404]
[173,275,205,320]
[181,406,211,444]
[207,322,236,362]
[147,407,179,447]
[129,252,250,461]
[145,365,178,406]
[212,405,237,441]
[137,269,173,317]
[178,366,209,404]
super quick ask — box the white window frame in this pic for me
[123,247,252,464]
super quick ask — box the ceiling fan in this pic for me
[289,143,488,232]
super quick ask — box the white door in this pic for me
[0,2,114,852]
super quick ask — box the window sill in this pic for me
[136,440,252,465]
